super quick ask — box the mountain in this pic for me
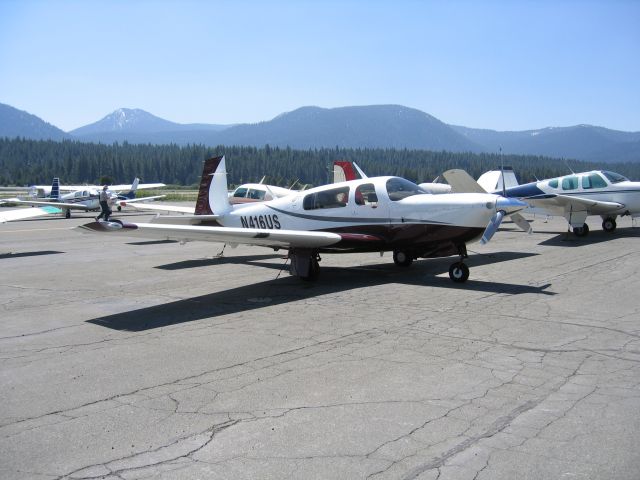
[1,102,639,162]
[69,108,230,143]
[0,103,69,140]
[451,124,640,163]
[212,105,482,152]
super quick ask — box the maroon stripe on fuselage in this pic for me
[321,223,484,255]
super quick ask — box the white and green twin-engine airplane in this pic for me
[77,156,526,282]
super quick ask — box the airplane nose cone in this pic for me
[496,196,527,214]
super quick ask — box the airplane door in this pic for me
[352,182,389,225]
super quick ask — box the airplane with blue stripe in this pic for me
[474,167,640,237]
[0,177,165,220]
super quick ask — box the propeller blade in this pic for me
[511,212,532,234]
[481,210,505,245]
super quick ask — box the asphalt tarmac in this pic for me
[1,209,639,479]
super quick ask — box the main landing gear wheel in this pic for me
[301,256,320,282]
[393,250,413,267]
[573,223,589,237]
[117,206,122,212]
[602,218,617,233]
[449,262,469,283]
[65,209,71,219]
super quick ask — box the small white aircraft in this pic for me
[77,156,526,282]
[333,160,452,194]
[127,178,296,215]
[0,177,165,219]
[465,167,640,236]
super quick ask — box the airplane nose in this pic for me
[496,196,527,214]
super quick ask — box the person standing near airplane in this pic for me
[96,185,112,221]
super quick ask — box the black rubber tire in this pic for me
[602,218,616,233]
[393,250,413,267]
[301,257,320,282]
[65,209,71,219]
[573,223,589,237]
[449,262,470,283]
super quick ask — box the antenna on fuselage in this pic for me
[563,159,575,175]
[499,146,506,196]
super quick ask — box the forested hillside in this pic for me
[1,138,639,188]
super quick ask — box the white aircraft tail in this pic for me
[333,161,368,183]
[121,178,140,200]
[477,167,519,193]
[194,156,231,216]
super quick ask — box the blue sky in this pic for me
[1,0,639,132]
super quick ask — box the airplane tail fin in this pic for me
[333,161,368,183]
[195,156,231,216]
[50,178,60,199]
[122,178,140,199]
[477,167,520,193]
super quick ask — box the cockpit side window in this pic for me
[602,171,628,184]
[303,186,350,210]
[233,187,248,198]
[548,179,559,189]
[386,177,427,201]
[247,189,265,200]
[562,176,578,190]
[355,183,378,206]
[583,173,607,189]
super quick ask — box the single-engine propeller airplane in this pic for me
[76,156,527,282]
[333,160,452,194]
[1,177,165,219]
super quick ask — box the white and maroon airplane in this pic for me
[77,156,526,282]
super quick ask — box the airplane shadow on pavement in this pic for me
[88,251,553,332]
[0,250,64,259]
[539,226,640,247]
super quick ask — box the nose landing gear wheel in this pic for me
[449,262,469,283]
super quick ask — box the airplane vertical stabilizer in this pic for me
[51,178,61,200]
[477,167,520,193]
[123,178,140,199]
[195,156,231,216]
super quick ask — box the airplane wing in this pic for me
[128,203,195,214]
[115,195,166,207]
[110,183,166,191]
[76,221,342,249]
[0,206,63,223]
[442,169,487,194]
[1,199,93,211]
[524,194,624,215]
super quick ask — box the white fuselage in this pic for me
[214,177,504,253]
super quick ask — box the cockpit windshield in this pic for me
[601,171,628,184]
[386,177,428,201]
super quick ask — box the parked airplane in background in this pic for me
[127,179,296,216]
[77,156,526,283]
[333,160,452,194]
[0,177,165,219]
[23,178,165,199]
[465,167,640,237]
